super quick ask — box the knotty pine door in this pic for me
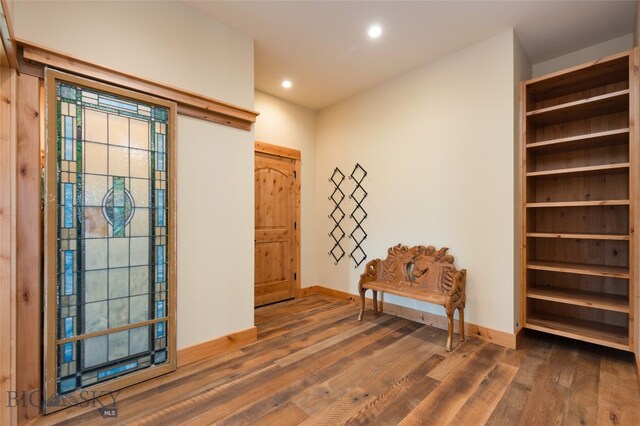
[254,151,298,306]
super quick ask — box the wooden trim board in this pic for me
[18,39,259,131]
[15,73,41,421]
[177,327,257,367]
[0,51,17,426]
[302,285,518,349]
[255,141,301,160]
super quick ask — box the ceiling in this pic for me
[184,1,637,111]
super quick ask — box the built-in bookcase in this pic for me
[520,49,638,351]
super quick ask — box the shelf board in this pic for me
[526,89,629,126]
[527,286,629,313]
[526,313,629,351]
[527,260,629,279]
[526,200,629,208]
[526,128,629,153]
[526,162,629,178]
[526,232,629,241]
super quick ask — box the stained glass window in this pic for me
[44,71,176,411]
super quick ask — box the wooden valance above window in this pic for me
[17,39,259,131]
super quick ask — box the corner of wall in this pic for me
[635,1,640,47]
[513,31,532,332]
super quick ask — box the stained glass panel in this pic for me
[47,75,174,402]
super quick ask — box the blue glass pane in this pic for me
[64,116,73,160]
[154,350,166,364]
[156,245,164,283]
[64,251,74,295]
[157,322,164,338]
[64,184,73,228]
[97,361,138,380]
[157,134,164,171]
[98,96,137,112]
[63,343,73,363]
[59,377,76,394]
[156,301,164,318]
[64,317,73,338]
[60,85,76,100]
[157,189,164,226]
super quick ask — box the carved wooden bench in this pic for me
[357,244,467,351]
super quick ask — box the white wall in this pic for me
[316,30,519,334]
[13,0,256,349]
[254,90,318,286]
[532,34,634,78]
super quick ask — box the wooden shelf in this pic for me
[526,200,630,208]
[526,163,629,178]
[527,260,629,279]
[526,90,629,126]
[526,128,629,153]
[526,232,629,240]
[521,50,635,351]
[527,286,629,313]
[526,313,629,351]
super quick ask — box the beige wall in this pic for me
[254,90,318,286]
[316,29,519,334]
[13,0,256,349]
[532,34,633,77]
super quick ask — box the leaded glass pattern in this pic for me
[46,73,175,404]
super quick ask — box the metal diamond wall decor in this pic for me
[328,168,346,264]
[348,163,368,268]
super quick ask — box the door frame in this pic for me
[254,141,301,299]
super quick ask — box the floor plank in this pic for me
[25,295,640,426]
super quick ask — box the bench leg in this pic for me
[358,287,366,321]
[459,306,465,343]
[372,290,378,315]
[446,311,454,352]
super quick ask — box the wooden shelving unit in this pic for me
[520,49,638,352]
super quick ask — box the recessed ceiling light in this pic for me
[282,80,292,89]
[368,24,382,39]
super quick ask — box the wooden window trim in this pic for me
[17,39,259,131]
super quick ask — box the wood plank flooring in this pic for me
[27,295,640,425]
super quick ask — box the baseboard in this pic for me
[515,327,526,349]
[301,285,517,349]
[298,285,357,302]
[177,326,257,367]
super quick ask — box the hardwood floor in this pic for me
[28,295,640,425]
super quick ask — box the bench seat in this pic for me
[360,281,447,306]
[357,244,467,351]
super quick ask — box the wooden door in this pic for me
[255,148,299,307]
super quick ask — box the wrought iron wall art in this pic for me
[328,168,346,264]
[348,163,368,267]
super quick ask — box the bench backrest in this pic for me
[379,244,459,294]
